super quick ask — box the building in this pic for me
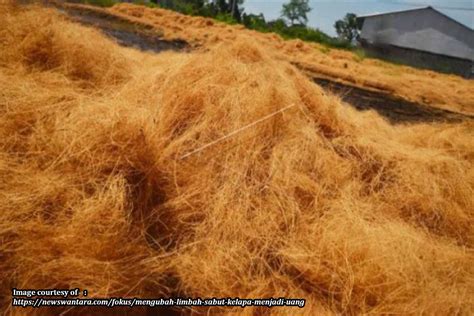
[356,7,474,78]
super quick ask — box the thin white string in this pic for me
[180,103,297,160]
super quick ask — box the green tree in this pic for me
[334,13,359,43]
[157,0,212,16]
[281,0,311,26]
[209,0,244,21]
[242,13,266,30]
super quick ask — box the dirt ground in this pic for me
[62,5,189,53]
[313,77,472,124]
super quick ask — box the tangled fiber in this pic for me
[1,4,473,315]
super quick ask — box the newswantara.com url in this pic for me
[12,297,306,308]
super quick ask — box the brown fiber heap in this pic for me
[1,4,473,315]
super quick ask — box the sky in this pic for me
[243,0,474,36]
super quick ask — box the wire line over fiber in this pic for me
[180,103,297,159]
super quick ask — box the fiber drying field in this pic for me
[97,3,474,115]
[1,3,473,315]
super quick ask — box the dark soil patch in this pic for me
[314,77,472,124]
[60,5,189,53]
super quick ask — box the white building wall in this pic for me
[360,8,474,61]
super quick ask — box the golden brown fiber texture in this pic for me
[1,4,473,315]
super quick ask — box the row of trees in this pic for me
[280,0,360,43]
[156,0,244,21]
[154,0,360,45]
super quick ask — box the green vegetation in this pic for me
[241,14,352,49]
[158,0,209,15]
[157,0,243,20]
[353,48,366,62]
[84,0,117,8]
[281,0,311,26]
[148,0,354,49]
[80,0,357,50]
[334,13,360,43]
[135,0,158,9]
[215,12,239,25]
[319,46,331,54]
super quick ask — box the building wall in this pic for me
[360,9,474,61]
[361,41,473,78]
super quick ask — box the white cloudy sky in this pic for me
[243,0,473,36]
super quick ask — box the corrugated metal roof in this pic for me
[357,6,430,19]
[357,5,474,60]
[357,6,473,32]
